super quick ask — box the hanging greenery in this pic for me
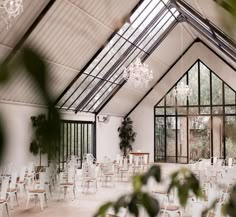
[118,117,136,157]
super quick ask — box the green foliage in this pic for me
[223,184,236,217]
[215,0,236,35]
[168,168,204,207]
[118,117,136,157]
[94,166,203,217]
[0,46,60,163]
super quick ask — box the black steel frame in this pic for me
[53,0,236,115]
[58,120,95,170]
[154,59,236,163]
[54,0,180,113]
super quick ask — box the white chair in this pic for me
[16,167,26,197]
[58,168,75,199]
[0,179,10,217]
[25,162,35,186]
[7,172,19,209]
[82,165,98,193]
[26,172,47,210]
[101,161,115,187]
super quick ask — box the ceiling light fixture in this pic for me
[0,0,23,29]
[123,57,153,88]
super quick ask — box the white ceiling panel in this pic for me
[26,0,113,70]
[100,87,144,116]
[0,45,11,60]
[149,23,194,66]
[68,0,139,30]
[0,0,48,48]
[0,56,80,105]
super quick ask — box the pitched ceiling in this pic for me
[0,0,235,117]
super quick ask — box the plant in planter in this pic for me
[118,117,136,157]
[30,113,59,166]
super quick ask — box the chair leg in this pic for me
[73,186,76,199]
[9,194,14,210]
[15,192,19,206]
[26,194,30,209]
[64,187,67,199]
[5,203,10,217]
[49,185,52,197]
[39,194,44,211]
[44,193,48,207]
[58,187,62,201]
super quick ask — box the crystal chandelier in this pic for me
[0,0,23,29]
[123,57,153,88]
[173,81,191,101]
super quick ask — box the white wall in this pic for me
[96,116,122,162]
[0,101,46,168]
[0,100,122,166]
[130,42,236,162]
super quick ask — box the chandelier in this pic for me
[123,57,153,88]
[0,0,23,29]
[173,82,191,101]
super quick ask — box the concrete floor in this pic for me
[9,163,183,217]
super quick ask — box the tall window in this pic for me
[58,121,95,169]
[154,60,236,163]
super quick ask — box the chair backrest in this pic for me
[123,158,128,169]
[228,158,233,167]
[192,202,205,217]
[19,167,26,182]
[68,168,74,183]
[129,154,133,164]
[143,155,148,164]
[1,178,9,200]
[213,157,218,164]
[134,156,139,166]
[39,172,46,189]
[10,172,17,189]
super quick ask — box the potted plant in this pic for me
[118,117,136,157]
[30,114,49,166]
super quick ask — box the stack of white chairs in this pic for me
[7,172,19,210]
[82,164,98,193]
[26,172,48,210]
[0,178,10,217]
[16,166,27,197]
[101,159,115,187]
[58,168,75,200]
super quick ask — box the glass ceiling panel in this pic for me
[57,0,180,112]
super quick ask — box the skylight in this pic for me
[56,0,179,113]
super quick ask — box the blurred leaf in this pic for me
[223,184,236,217]
[21,47,47,95]
[128,194,139,217]
[142,165,161,184]
[0,117,5,163]
[93,202,113,217]
[142,193,159,217]
[113,195,129,213]
[0,63,9,83]
[133,175,142,192]
[168,168,203,207]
